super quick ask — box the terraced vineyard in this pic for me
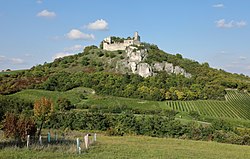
[10,88,250,120]
[166,90,250,119]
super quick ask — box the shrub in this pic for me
[57,98,75,111]
[3,113,36,143]
[189,111,200,120]
[109,52,116,58]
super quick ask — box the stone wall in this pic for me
[102,32,141,51]
[103,40,141,51]
[103,42,128,51]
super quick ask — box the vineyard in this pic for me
[166,90,250,120]
[10,88,250,120]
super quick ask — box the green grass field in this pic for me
[10,88,250,121]
[0,70,26,75]
[1,134,250,159]
[5,88,250,158]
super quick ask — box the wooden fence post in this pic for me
[39,135,42,145]
[84,134,89,149]
[94,133,97,142]
[76,138,81,154]
[27,135,30,148]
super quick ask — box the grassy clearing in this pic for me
[9,88,250,124]
[1,134,250,159]
[10,87,165,112]
[0,70,26,76]
[85,95,165,111]
[9,87,94,104]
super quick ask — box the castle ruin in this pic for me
[103,32,141,51]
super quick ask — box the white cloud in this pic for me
[215,19,247,28]
[239,56,247,60]
[0,55,5,63]
[37,10,56,18]
[66,29,95,40]
[10,58,24,64]
[86,19,109,30]
[212,4,224,8]
[36,0,43,4]
[0,55,24,64]
[52,45,85,60]
[64,45,84,52]
[216,19,233,28]
[236,21,247,27]
[53,52,74,60]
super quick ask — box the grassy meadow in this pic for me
[10,87,250,124]
[4,86,250,158]
[1,134,250,159]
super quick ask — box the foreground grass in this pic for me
[1,134,250,159]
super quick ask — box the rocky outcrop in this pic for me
[164,62,174,73]
[125,46,152,77]
[117,46,191,78]
[153,63,165,72]
[126,46,147,63]
[137,63,152,77]
[174,66,192,78]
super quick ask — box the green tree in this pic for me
[34,97,54,137]
[165,91,171,100]
[57,97,75,111]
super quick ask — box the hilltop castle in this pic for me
[103,32,141,51]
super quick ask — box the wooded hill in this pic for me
[1,43,250,101]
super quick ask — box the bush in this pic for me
[106,127,124,136]
[40,111,250,146]
[241,135,250,145]
[109,52,116,58]
[189,111,200,120]
[81,57,90,66]
[79,94,87,99]
[76,103,90,109]
[57,98,75,111]
[97,51,104,57]
[3,113,36,143]
[120,56,125,59]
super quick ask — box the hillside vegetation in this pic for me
[2,86,250,149]
[1,44,250,102]
[8,87,250,122]
[2,37,250,158]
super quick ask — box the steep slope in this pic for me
[116,45,191,78]
[1,43,250,102]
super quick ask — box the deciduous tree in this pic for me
[34,97,54,137]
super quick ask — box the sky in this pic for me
[0,0,250,76]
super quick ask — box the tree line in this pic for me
[2,96,250,146]
[37,71,226,101]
